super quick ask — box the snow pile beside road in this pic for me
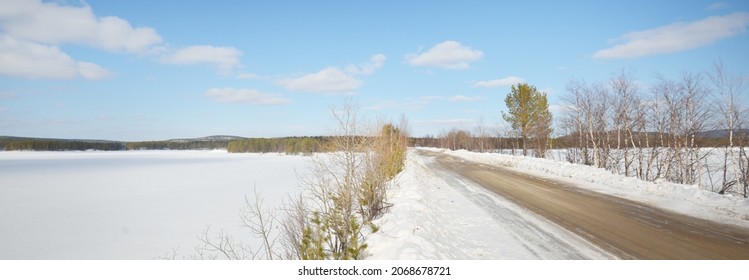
[365,151,503,259]
[434,148,749,227]
[366,150,614,259]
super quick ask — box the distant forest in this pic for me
[0,136,327,154]
[2,131,744,153]
[1,137,126,151]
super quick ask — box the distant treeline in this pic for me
[226,136,325,155]
[0,136,328,153]
[411,129,749,152]
[4,132,745,152]
[126,140,231,151]
[0,138,125,151]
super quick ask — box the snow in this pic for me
[429,148,749,227]
[0,150,310,259]
[5,148,746,260]
[366,147,749,259]
[366,149,615,259]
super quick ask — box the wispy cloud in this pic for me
[472,76,524,88]
[278,54,385,94]
[278,67,362,94]
[236,73,266,80]
[76,62,112,80]
[548,104,569,114]
[594,12,749,59]
[160,45,243,74]
[448,95,486,102]
[345,53,386,75]
[406,41,483,70]
[706,2,729,11]
[205,87,292,105]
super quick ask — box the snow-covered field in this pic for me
[0,151,309,259]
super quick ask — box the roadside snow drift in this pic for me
[366,148,749,259]
[438,148,749,227]
[366,149,615,259]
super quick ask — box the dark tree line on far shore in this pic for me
[0,136,327,155]
[3,132,745,153]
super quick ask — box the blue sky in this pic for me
[1,0,748,141]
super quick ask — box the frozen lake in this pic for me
[0,151,310,259]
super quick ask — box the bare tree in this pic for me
[190,188,281,260]
[560,64,748,197]
[240,187,278,260]
[475,117,488,153]
[279,193,308,260]
[709,61,747,196]
[610,70,641,176]
[289,100,408,259]
[561,79,588,165]
[562,79,612,168]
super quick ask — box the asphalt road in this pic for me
[419,150,749,259]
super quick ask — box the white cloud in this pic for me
[594,12,749,59]
[1,1,247,79]
[449,95,486,102]
[77,61,111,80]
[236,73,265,80]
[707,2,729,11]
[278,54,385,94]
[0,0,161,80]
[279,67,361,94]
[406,41,483,69]
[205,88,292,105]
[345,53,386,75]
[548,104,569,115]
[472,76,524,88]
[0,35,109,80]
[0,35,75,79]
[161,45,243,74]
[0,0,162,53]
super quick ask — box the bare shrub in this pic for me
[185,100,408,260]
[281,100,408,259]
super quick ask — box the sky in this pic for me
[1,0,748,141]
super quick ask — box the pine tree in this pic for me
[502,83,553,157]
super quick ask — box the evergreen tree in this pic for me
[502,83,553,157]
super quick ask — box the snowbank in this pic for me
[366,150,614,259]
[432,148,749,227]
